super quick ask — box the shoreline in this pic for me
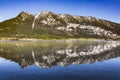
[0,37,119,42]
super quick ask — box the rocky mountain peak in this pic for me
[32,11,56,21]
[59,14,79,23]
[40,11,54,15]
[31,11,66,29]
[18,11,32,17]
[17,11,33,21]
[34,11,55,18]
[59,14,72,18]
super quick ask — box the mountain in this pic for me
[0,11,120,40]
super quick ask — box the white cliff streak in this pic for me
[32,51,41,68]
[32,13,41,29]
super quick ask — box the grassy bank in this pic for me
[0,37,110,41]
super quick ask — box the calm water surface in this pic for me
[0,40,120,80]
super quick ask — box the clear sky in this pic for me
[0,0,120,23]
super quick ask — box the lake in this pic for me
[0,40,120,80]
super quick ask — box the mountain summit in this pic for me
[0,11,120,40]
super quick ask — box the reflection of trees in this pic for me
[0,41,120,68]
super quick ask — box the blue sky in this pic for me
[0,0,120,23]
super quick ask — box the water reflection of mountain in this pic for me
[0,41,120,68]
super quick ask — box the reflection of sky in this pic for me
[0,57,18,67]
[0,0,120,23]
[0,57,120,80]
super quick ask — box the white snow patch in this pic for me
[41,20,48,24]
[56,27,65,30]
[66,23,79,31]
[59,14,66,18]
